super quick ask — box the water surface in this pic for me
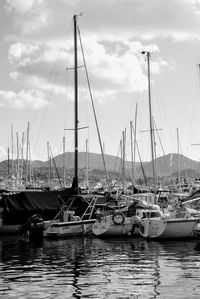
[0,235,199,298]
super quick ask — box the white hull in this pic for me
[43,219,95,237]
[92,214,139,237]
[139,218,197,239]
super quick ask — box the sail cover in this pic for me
[0,189,73,225]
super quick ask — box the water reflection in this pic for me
[0,236,199,298]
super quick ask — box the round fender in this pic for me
[112,212,125,225]
[136,209,143,219]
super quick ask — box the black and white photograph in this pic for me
[0,0,200,298]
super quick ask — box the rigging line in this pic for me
[154,81,174,150]
[177,68,199,128]
[154,120,172,180]
[32,23,73,153]
[132,125,147,186]
[179,137,189,182]
[186,74,199,156]
[55,140,65,166]
[32,49,66,152]
[77,25,111,192]
[113,141,122,173]
[49,145,63,188]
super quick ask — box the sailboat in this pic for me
[43,15,118,238]
[0,15,113,237]
[138,204,200,239]
[136,53,200,239]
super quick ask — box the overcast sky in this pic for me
[1,0,200,163]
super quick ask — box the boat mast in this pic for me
[72,14,79,189]
[7,147,10,177]
[63,137,66,187]
[141,51,156,194]
[25,122,30,184]
[130,102,138,184]
[130,121,134,183]
[85,138,89,190]
[16,132,19,188]
[177,128,181,188]
[121,129,126,192]
[47,141,51,189]
[11,124,14,180]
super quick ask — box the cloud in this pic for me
[0,89,49,109]
[3,0,194,108]
[9,42,41,66]
[6,0,35,14]
[5,0,48,35]
[8,36,167,98]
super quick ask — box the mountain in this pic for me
[1,152,200,179]
[141,153,200,178]
[36,152,142,173]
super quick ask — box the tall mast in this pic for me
[177,128,181,187]
[85,138,89,190]
[63,137,66,187]
[72,14,79,189]
[25,122,30,184]
[11,124,14,178]
[7,147,10,177]
[134,103,138,182]
[130,103,138,184]
[122,129,126,192]
[142,51,156,194]
[130,121,134,183]
[47,141,51,189]
[16,132,19,187]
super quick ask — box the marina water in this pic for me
[0,236,200,298]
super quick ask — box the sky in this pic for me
[1,0,200,163]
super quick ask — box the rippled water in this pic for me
[0,235,200,298]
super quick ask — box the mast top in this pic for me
[73,13,83,21]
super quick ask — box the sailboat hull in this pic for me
[92,214,135,237]
[43,219,95,237]
[139,218,197,239]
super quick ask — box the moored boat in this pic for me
[138,206,200,239]
[92,197,160,237]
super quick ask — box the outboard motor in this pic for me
[20,214,44,240]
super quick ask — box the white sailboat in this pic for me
[138,205,200,239]
[137,52,200,240]
[92,193,159,237]
[43,15,115,238]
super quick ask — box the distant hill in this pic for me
[1,152,200,179]
[140,153,200,178]
[37,152,142,173]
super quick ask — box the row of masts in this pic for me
[5,15,185,193]
[7,122,33,188]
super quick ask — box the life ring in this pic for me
[112,212,125,225]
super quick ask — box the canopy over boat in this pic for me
[0,188,78,225]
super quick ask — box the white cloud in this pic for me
[0,89,48,109]
[6,0,35,14]
[4,0,193,107]
[7,36,168,103]
[9,42,41,66]
[5,0,47,35]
